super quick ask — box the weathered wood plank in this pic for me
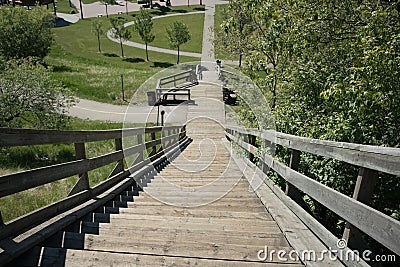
[14,247,304,267]
[227,127,400,176]
[0,126,182,147]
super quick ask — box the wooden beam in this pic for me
[227,127,400,176]
[285,150,310,212]
[69,143,90,196]
[343,167,378,253]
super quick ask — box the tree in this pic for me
[92,18,104,53]
[110,16,131,58]
[0,57,75,129]
[133,7,155,61]
[166,21,191,64]
[0,6,54,60]
[102,0,115,18]
[214,0,254,68]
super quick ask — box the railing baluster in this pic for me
[109,138,125,178]
[149,131,157,157]
[69,142,90,196]
[0,211,4,229]
[343,167,378,251]
[248,134,257,163]
[285,149,310,212]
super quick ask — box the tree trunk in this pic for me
[105,4,109,18]
[177,46,180,64]
[79,0,83,19]
[187,0,189,7]
[239,53,242,68]
[200,0,202,5]
[97,34,101,53]
[146,43,149,61]
[271,66,277,110]
[120,39,124,58]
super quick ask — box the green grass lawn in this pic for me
[47,7,204,104]
[129,13,204,53]
[55,0,78,14]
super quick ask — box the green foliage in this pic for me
[214,1,253,67]
[110,16,132,58]
[166,20,191,64]
[133,7,155,61]
[0,57,75,129]
[0,6,54,60]
[92,18,105,53]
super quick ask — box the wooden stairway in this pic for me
[11,84,303,266]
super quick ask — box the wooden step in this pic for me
[15,247,303,267]
[53,233,297,263]
[116,206,274,220]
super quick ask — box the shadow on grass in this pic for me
[194,7,205,11]
[123,57,145,63]
[52,65,74,72]
[152,62,174,68]
[150,5,172,16]
[103,53,119,58]
[55,18,72,28]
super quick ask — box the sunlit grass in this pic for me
[128,13,204,53]
[46,6,204,104]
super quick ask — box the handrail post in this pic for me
[179,125,186,142]
[113,138,125,174]
[148,131,157,157]
[248,134,256,163]
[137,133,144,161]
[285,149,310,212]
[0,211,4,230]
[343,167,378,251]
[261,139,271,174]
[69,142,90,196]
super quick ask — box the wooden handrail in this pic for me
[225,126,400,258]
[228,126,400,176]
[0,126,182,147]
[157,69,196,89]
[0,125,187,242]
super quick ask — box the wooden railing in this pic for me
[0,125,188,264]
[155,69,198,101]
[225,126,400,261]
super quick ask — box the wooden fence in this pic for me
[0,125,187,264]
[225,126,400,260]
